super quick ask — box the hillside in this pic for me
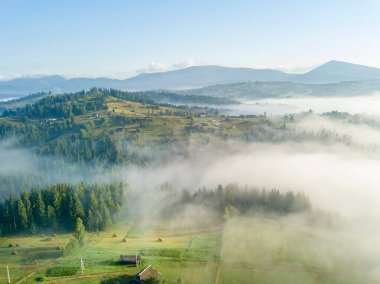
[180,80,380,99]
[294,60,380,83]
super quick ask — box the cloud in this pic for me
[136,61,168,73]
[136,58,197,73]
[172,58,196,69]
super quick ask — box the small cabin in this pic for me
[120,254,142,265]
[129,265,161,284]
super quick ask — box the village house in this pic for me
[120,254,142,266]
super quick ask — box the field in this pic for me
[218,217,378,284]
[0,218,222,284]
[0,216,378,284]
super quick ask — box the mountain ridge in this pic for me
[1,60,380,97]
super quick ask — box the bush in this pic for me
[8,243,13,247]
[46,266,79,277]
[140,248,181,258]
[63,238,79,256]
[122,238,127,243]
[11,250,18,255]
[35,275,47,282]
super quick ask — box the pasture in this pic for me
[1,216,377,283]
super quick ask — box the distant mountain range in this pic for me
[180,81,380,99]
[1,60,380,98]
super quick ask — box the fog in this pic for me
[3,95,380,280]
[221,93,380,116]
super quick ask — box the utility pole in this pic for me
[7,265,10,284]
[80,258,85,275]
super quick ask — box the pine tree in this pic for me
[16,197,28,230]
[47,205,58,228]
[21,191,33,225]
[34,191,46,227]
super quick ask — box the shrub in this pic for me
[140,249,181,258]
[11,250,18,255]
[122,238,127,243]
[63,238,79,256]
[46,266,79,277]
[35,275,47,282]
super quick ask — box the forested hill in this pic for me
[0,88,225,164]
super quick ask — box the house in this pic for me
[129,265,161,284]
[199,112,207,118]
[120,254,142,265]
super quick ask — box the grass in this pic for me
[217,216,378,284]
[0,233,72,283]
[1,216,377,283]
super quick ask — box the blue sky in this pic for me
[1,0,380,78]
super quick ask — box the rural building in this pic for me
[199,112,207,118]
[120,254,142,265]
[129,265,161,284]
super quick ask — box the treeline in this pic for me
[163,183,311,217]
[2,89,107,119]
[0,182,125,235]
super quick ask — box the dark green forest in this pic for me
[0,182,125,234]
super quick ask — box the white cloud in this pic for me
[172,58,196,69]
[136,58,197,73]
[136,61,168,73]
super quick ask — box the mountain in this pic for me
[0,66,292,97]
[180,81,380,99]
[2,61,380,97]
[294,60,380,83]
[123,65,292,89]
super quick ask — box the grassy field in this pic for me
[1,216,377,283]
[217,217,378,284]
[0,219,222,284]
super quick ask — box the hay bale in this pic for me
[112,233,118,238]
[122,238,127,243]
[12,250,18,255]
[157,238,163,242]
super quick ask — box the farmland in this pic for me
[0,215,377,284]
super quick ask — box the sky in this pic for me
[1,0,380,79]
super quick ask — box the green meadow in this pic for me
[0,216,377,283]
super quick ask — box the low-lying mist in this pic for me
[220,93,380,116]
[2,102,380,280]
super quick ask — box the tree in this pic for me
[74,217,86,246]
[47,205,58,228]
[34,191,46,227]
[16,197,28,230]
